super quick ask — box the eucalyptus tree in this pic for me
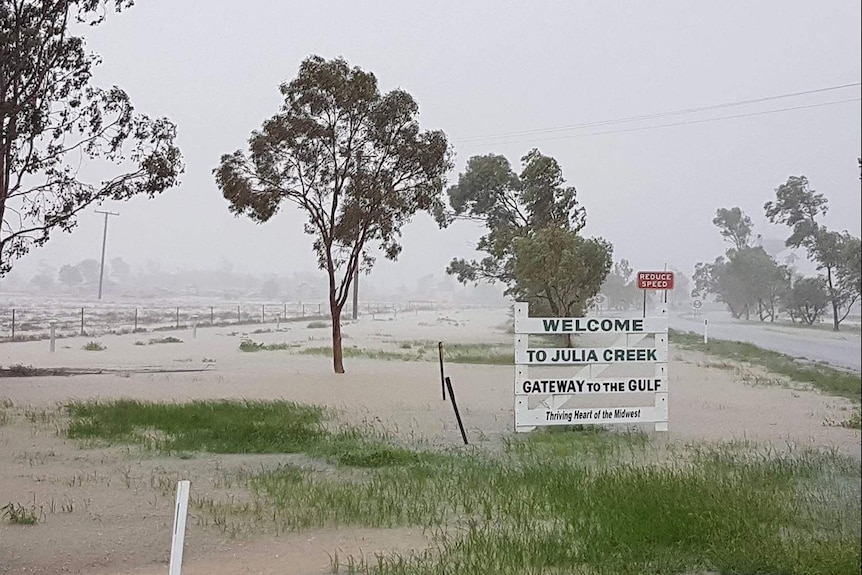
[215,56,451,373]
[0,0,183,276]
[765,176,861,330]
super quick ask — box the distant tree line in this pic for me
[598,258,690,312]
[694,177,861,331]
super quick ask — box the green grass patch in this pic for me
[67,400,327,454]
[238,339,298,352]
[841,408,861,429]
[82,341,105,351]
[504,424,651,460]
[300,346,418,361]
[443,342,513,365]
[248,432,860,575]
[147,336,183,344]
[62,400,862,574]
[64,400,432,469]
[670,329,862,402]
[299,341,513,365]
[307,320,329,329]
[1,502,40,525]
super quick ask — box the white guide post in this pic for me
[168,480,190,575]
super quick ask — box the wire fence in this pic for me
[0,300,443,342]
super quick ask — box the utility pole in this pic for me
[95,210,119,300]
[351,266,359,320]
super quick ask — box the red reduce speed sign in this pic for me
[637,271,675,290]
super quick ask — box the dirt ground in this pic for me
[1,306,859,574]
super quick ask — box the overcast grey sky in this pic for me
[11,0,862,286]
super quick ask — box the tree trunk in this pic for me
[330,301,344,373]
[826,267,840,332]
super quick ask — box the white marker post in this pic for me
[168,480,190,575]
[703,319,709,344]
[49,321,56,352]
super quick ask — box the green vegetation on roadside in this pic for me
[300,341,513,365]
[1,502,40,525]
[64,399,861,575]
[238,339,299,352]
[147,336,183,344]
[671,328,861,429]
[0,398,11,426]
[670,328,861,402]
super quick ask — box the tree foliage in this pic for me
[712,207,754,250]
[57,263,83,287]
[764,176,861,330]
[76,257,99,284]
[0,0,183,276]
[695,207,790,321]
[512,226,612,318]
[444,150,595,301]
[764,176,828,250]
[109,256,129,281]
[215,55,452,373]
[600,258,641,310]
[781,276,829,325]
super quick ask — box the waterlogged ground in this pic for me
[0,306,859,574]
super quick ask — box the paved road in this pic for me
[668,312,862,372]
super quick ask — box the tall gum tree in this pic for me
[0,0,183,276]
[215,56,452,373]
[765,176,861,331]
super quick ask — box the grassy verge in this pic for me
[671,328,861,429]
[670,329,861,403]
[300,341,513,365]
[64,400,860,574]
[238,339,300,352]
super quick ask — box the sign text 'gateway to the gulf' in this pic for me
[519,377,664,394]
[637,271,675,290]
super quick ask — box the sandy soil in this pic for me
[1,306,859,574]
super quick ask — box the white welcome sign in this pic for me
[514,303,669,432]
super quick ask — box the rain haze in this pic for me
[3,3,862,572]
[3,0,861,291]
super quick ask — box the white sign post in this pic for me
[514,303,669,432]
[168,480,190,575]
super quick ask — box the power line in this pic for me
[454,82,861,144]
[456,97,861,149]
